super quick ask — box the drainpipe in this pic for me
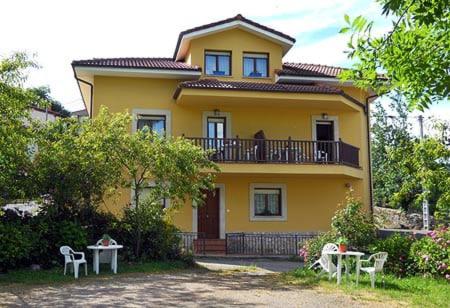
[72,65,94,118]
[365,94,378,215]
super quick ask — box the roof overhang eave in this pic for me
[73,66,202,80]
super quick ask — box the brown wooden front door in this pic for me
[198,188,220,239]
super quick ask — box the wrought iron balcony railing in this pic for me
[187,137,359,167]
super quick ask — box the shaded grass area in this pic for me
[281,268,449,308]
[0,260,193,286]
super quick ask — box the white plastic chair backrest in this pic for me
[96,238,117,246]
[319,243,338,272]
[60,246,74,263]
[370,252,388,272]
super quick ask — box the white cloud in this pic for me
[2,0,442,114]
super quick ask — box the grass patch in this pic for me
[0,260,192,286]
[281,268,449,308]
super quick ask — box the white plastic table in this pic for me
[87,244,123,274]
[324,250,365,285]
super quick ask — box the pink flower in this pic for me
[422,255,430,262]
[446,274,450,280]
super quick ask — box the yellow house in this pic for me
[72,15,374,253]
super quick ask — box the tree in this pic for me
[390,138,450,220]
[340,0,450,110]
[30,86,71,117]
[31,110,127,217]
[97,107,219,257]
[0,53,40,204]
[371,95,412,207]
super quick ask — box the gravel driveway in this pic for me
[0,267,397,308]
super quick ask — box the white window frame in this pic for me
[249,183,287,221]
[132,108,172,136]
[130,180,170,209]
[311,115,339,141]
[202,111,232,138]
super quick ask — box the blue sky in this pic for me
[1,0,448,120]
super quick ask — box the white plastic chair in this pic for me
[96,238,117,268]
[358,252,388,288]
[309,243,338,276]
[60,246,87,279]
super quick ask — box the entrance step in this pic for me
[194,239,226,255]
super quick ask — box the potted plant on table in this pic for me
[337,237,348,253]
[101,234,111,246]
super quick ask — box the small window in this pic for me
[207,117,226,139]
[243,53,268,77]
[137,115,166,136]
[205,51,231,76]
[253,188,282,216]
[137,186,167,208]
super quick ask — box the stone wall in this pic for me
[373,206,433,230]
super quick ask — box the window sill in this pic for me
[250,216,287,222]
[242,76,271,80]
[205,74,232,78]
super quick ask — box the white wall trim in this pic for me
[132,108,172,136]
[311,115,339,141]
[202,111,232,138]
[192,184,226,239]
[275,74,353,86]
[74,66,201,79]
[249,183,287,222]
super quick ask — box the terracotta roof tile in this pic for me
[174,78,343,99]
[72,57,201,71]
[279,62,346,78]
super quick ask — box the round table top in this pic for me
[324,250,364,256]
[87,245,123,250]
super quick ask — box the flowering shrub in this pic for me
[369,233,414,277]
[299,231,337,266]
[410,227,450,280]
[331,191,376,250]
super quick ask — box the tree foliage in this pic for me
[371,95,412,207]
[0,53,39,203]
[30,86,71,117]
[371,97,450,220]
[340,0,450,110]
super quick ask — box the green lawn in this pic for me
[282,268,449,308]
[0,260,192,286]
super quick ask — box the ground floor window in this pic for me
[254,188,281,216]
[250,183,287,221]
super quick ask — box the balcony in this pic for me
[188,137,359,168]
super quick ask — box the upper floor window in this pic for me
[207,117,226,139]
[243,53,268,78]
[205,51,231,76]
[137,114,166,136]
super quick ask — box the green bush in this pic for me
[0,222,32,272]
[299,231,337,266]
[369,233,414,277]
[331,191,376,250]
[410,227,449,280]
[114,198,181,261]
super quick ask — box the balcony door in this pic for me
[207,117,226,139]
[312,116,339,162]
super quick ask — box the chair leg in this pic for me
[64,263,67,275]
[85,263,88,276]
[74,263,79,279]
[370,272,375,288]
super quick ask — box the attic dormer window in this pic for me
[205,51,231,76]
[243,53,268,78]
